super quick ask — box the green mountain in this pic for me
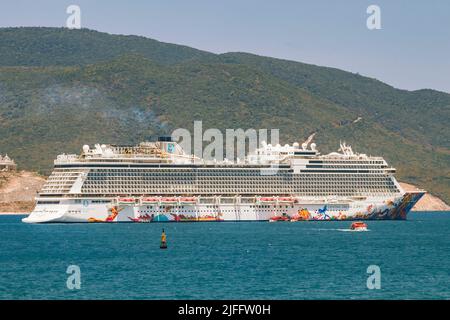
[0,27,212,66]
[0,27,448,203]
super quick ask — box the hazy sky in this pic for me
[1,0,449,93]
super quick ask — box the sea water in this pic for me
[0,212,449,299]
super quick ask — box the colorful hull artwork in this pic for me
[78,192,424,223]
[25,192,424,223]
[128,213,152,223]
[87,207,121,223]
[170,212,224,222]
[284,192,424,221]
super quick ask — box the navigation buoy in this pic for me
[160,228,167,249]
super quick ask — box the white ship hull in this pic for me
[22,192,424,223]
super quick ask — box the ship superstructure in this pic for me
[23,138,424,223]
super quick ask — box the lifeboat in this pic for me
[118,197,135,205]
[350,221,368,231]
[259,197,276,203]
[160,197,178,204]
[180,197,197,204]
[141,197,160,204]
[277,197,295,203]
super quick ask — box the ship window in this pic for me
[37,201,60,204]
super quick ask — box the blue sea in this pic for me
[0,212,449,300]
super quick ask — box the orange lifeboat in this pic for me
[350,221,368,231]
[259,197,276,203]
[118,197,135,205]
[141,197,159,204]
[160,197,178,204]
[180,197,197,204]
[278,197,295,203]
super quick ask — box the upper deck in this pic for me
[54,139,388,169]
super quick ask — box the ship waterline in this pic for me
[23,138,425,223]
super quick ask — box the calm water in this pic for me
[0,212,449,299]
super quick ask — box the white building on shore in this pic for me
[0,154,16,171]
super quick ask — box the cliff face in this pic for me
[0,171,448,213]
[0,171,45,213]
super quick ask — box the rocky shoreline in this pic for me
[399,183,450,211]
[0,171,45,213]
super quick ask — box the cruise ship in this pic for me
[23,137,425,223]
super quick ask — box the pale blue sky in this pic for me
[1,0,449,92]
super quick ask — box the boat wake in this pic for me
[311,228,370,232]
[338,228,369,232]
